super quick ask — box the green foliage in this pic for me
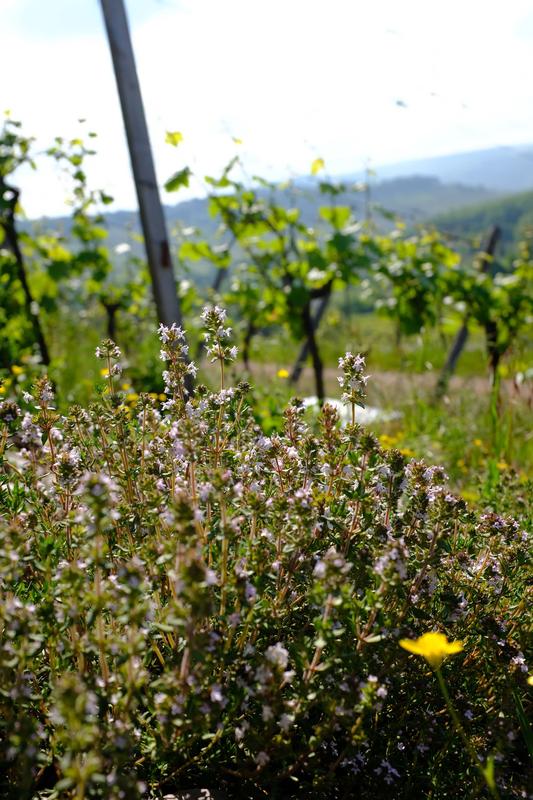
[173,158,463,397]
[452,243,533,367]
[166,155,531,411]
[0,118,154,389]
[0,115,35,179]
[165,167,192,193]
[373,229,461,335]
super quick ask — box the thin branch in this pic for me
[0,179,51,366]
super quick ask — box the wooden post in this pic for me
[99,0,183,330]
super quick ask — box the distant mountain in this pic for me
[434,189,533,250]
[30,144,533,279]
[346,145,533,194]
[33,174,498,254]
[363,176,496,222]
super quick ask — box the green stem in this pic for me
[436,668,500,799]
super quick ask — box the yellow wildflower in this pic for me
[473,438,483,447]
[379,433,401,448]
[126,393,139,404]
[277,368,289,379]
[100,368,109,378]
[0,386,5,395]
[11,365,24,376]
[527,675,533,686]
[496,461,509,471]
[400,631,463,670]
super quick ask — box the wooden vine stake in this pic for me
[99,0,184,331]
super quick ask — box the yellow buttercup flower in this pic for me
[527,675,533,686]
[100,368,109,378]
[379,432,403,449]
[11,365,24,376]
[400,631,463,670]
[277,369,289,379]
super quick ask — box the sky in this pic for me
[2,0,533,217]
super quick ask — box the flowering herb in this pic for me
[0,310,530,799]
[338,352,369,424]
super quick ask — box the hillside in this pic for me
[33,174,498,258]
[364,176,496,222]
[28,143,533,281]
[434,189,533,250]
[354,144,533,193]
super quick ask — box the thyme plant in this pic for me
[0,310,530,799]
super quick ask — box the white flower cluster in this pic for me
[337,352,369,410]
[37,378,55,406]
[265,642,289,670]
[95,341,121,360]
[201,305,238,365]
[95,341,123,380]
[158,322,196,398]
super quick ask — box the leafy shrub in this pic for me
[0,309,531,799]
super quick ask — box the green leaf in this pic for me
[319,205,351,229]
[512,688,533,761]
[164,167,191,192]
[48,261,71,281]
[165,130,183,147]
[205,175,231,189]
[319,180,346,196]
[179,241,212,261]
[46,243,71,262]
[482,756,496,792]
